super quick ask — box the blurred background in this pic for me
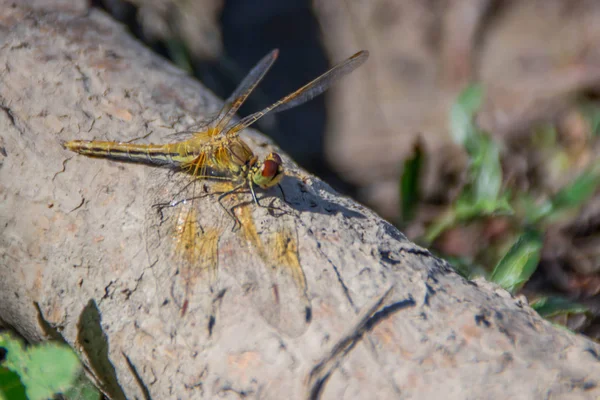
[94,0,600,340]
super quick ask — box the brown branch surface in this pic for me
[1,2,600,399]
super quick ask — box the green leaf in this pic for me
[550,162,600,215]
[0,333,82,400]
[165,38,193,73]
[24,344,81,400]
[530,296,589,318]
[421,208,457,245]
[426,83,513,242]
[490,229,543,293]
[453,133,512,220]
[400,139,424,224]
[454,191,513,220]
[444,256,487,279]
[424,194,512,245]
[0,366,26,400]
[470,135,503,203]
[515,194,553,225]
[449,84,484,147]
[0,333,25,361]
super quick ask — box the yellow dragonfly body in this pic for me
[63,49,369,335]
[64,49,369,198]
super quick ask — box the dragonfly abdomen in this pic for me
[62,140,195,167]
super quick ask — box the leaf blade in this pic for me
[490,229,543,293]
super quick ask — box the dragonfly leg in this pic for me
[249,181,260,206]
[152,175,234,212]
[152,191,214,214]
[250,182,290,217]
[218,183,247,231]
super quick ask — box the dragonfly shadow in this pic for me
[270,175,367,220]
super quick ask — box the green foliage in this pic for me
[422,209,457,245]
[400,139,424,224]
[515,194,553,225]
[451,87,513,220]
[444,256,488,280]
[530,296,589,319]
[454,133,513,220]
[465,134,502,203]
[423,84,513,245]
[165,38,193,73]
[0,332,99,400]
[549,162,600,217]
[490,229,543,293]
[412,84,600,304]
[449,83,484,148]
[0,365,27,400]
[516,161,600,226]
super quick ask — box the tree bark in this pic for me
[1,2,600,399]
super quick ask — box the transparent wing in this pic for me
[159,49,278,143]
[225,185,312,337]
[226,50,369,137]
[159,112,219,142]
[144,167,224,323]
[212,49,279,136]
[143,163,310,336]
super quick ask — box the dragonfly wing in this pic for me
[212,49,279,136]
[144,167,223,322]
[160,115,217,142]
[225,50,369,137]
[261,223,312,337]
[230,194,311,338]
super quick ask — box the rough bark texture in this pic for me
[2,2,600,399]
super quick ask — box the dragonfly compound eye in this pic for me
[253,152,283,188]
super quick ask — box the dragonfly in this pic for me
[63,49,369,336]
[64,49,368,225]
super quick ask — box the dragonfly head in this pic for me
[251,152,284,189]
